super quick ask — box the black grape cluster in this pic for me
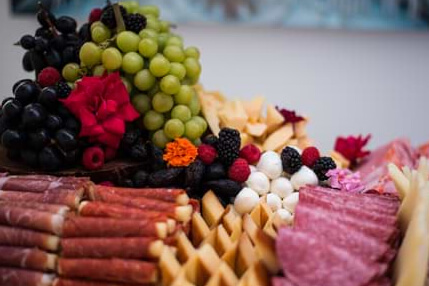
[0,79,84,171]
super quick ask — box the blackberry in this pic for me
[217,128,240,166]
[130,143,148,161]
[133,170,149,187]
[124,13,146,33]
[101,5,127,29]
[56,81,71,99]
[313,157,337,181]
[202,134,218,147]
[281,146,302,174]
[122,129,140,147]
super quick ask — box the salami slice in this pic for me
[58,258,158,284]
[0,267,55,286]
[0,190,82,210]
[0,200,69,215]
[0,226,59,251]
[0,246,57,271]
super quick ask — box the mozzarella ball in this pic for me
[256,151,283,180]
[249,165,257,173]
[282,192,299,213]
[246,171,270,195]
[270,177,293,199]
[276,209,293,224]
[266,193,282,211]
[290,166,318,190]
[234,187,260,215]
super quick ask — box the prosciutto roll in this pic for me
[62,216,167,238]
[53,278,143,286]
[57,258,158,284]
[0,267,55,286]
[61,237,164,259]
[0,201,69,215]
[0,206,64,235]
[0,246,57,271]
[0,226,60,251]
[0,190,82,210]
[0,176,91,192]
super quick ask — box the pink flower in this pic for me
[326,168,365,193]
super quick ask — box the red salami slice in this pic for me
[0,226,59,251]
[0,267,54,286]
[0,246,57,271]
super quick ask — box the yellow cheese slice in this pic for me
[294,118,308,138]
[198,92,223,136]
[218,100,248,132]
[245,122,268,138]
[262,124,293,151]
[265,104,284,134]
[243,96,265,123]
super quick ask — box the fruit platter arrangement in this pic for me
[0,2,428,286]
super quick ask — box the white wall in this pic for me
[1,1,429,152]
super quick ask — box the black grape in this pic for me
[37,10,56,28]
[34,37,49,53]
[62,46,78,64]
[20,35,35,50]
[14,81,39,105]
[78,23,91,42]
[45,49,63,70]
[30,51,46,74]
[55,16,77,34]
[12,79,32,94]
[50,36,66,51]
[21,149,39,167]
[35,27,53,40]
[22,51,34,72]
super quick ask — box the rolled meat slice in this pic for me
[62,216,167,238]
[90,190,192,222]
[0,226,60,251]
[0,175,92,190]
[0,201,69,215]
[0,190,82,210]
[91,185,189,205]
[0,267,55,286]
[53,278,143,286]
[0,206,64,235]
[57,258,158,284]
[0,246,57,271]
[61,237,164,259]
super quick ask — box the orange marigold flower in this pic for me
[163,138,198,167]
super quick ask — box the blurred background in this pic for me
[2,0,429,151]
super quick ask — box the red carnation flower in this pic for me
[61,72,139,150]
[334,134,372,165]
[276,106,305,124]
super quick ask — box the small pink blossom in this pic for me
[326,168,365,193]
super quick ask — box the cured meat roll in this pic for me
[0,201,69,215]
[53,278,143,286]
[57,258,158,284]
[0,246,57,271]
[61,237,164,259]
[0,190,82,210]
[62,216,168,238]
[0,226,60,251]
[91,186,189,205]
[0,176,91,192]
[0,206,64,235]
[0,267,55,286]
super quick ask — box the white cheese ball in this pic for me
[282,192,299,213]
[246,171,270,195]
[256,151,283,180]
[290,166,318,190]
[270,177,293,199]
[266,193,282,211]
[276,209,293,224]
[234,187,260,215]
[249,165,257,173]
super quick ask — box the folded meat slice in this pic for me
[0,267,55,286]
[0,206,64,235]
[61,237,164,259]
[53,278,142,286]
[276,228,386,286]
[0,190,82,210]
[0,246,57,271]
[0,201,69,215]
[58,258,158,284]
[0,175,91,192]
[0,226,59,251]
[272,277,296,286]
[62,216,168,239]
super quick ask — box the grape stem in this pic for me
[112,3,126,33]
[37,1,59,37]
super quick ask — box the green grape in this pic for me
[152,130,170,148]
[166,36,183,48]
[159,75,180,95]
[138,38,158,58]
[169,63,186,80]
[90,21,104,32]
[117,31,140,53]
[92,65,106,77]
[132,94,151,114]
[146,16,161,32]
[184,120,203,140]
[183,57,201,79]
[147,83,159,97]
[122,52,144,74]
[139,29,158,40]
[171,105,192,122]
[149,55,170,77]
[91,25,111,43]
[121,77,132,93]
[164,119,185,139]
[102,47,122,70]
[134,69,156,91]
[126,1,139,13]
[185,46,200,60]
[191,116,208,133]
[174,85,193,105]
[143,110,164,131]
[137,5,160,18]
[67,82,75,89]
[62,63,80,82]
[79,42,102,67]
[160,21,170,33]
[163,45,185,63]
[188,92,201,116]
[152,92,173,113]
[157,33,170,51]
[192,138,202,146]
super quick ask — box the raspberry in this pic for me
[104,147,117,161]
[37,67,60,87]
[301,146,320,167]
[239,144,261,164]
[82,146,105,170]
[89,8,103,23]
[228,158,251,183]
[198,144,217,164]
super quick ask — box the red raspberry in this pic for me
[198,144,217,164]
[104,147,117,161]
[239,144,261,164]
[89,8,103,23]
[82,146,105,170]
[228,158,251,183]
[37,67,61,87]
[302,146,320,167]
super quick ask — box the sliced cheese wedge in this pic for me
[262,124,293,151]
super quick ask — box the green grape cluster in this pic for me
[77,2,205,148]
